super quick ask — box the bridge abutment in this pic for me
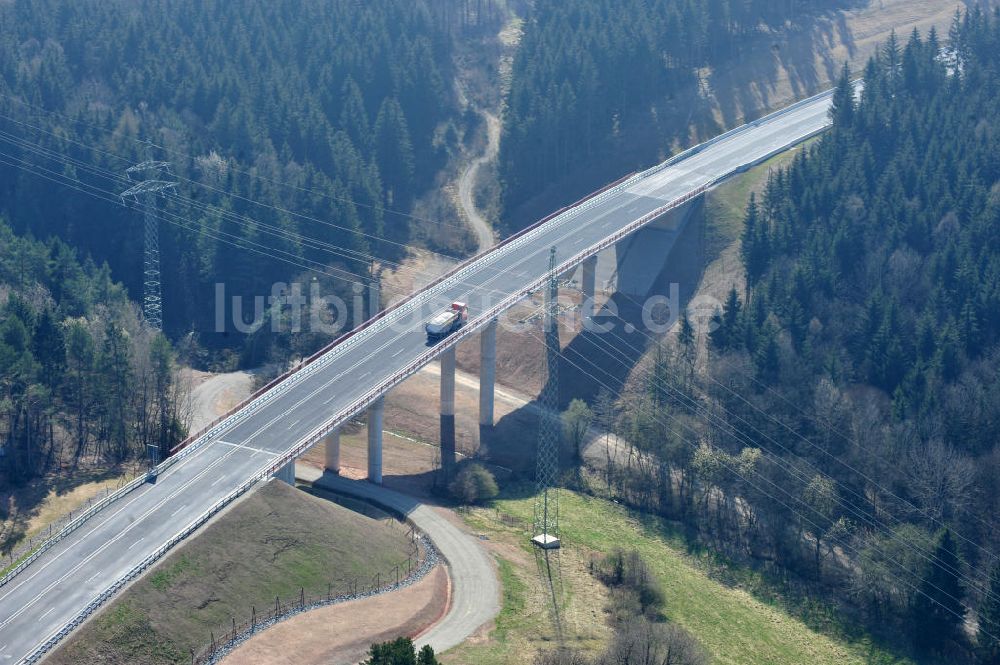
[611,196,703,297]
[274,460,296,485]
[367,397,384,484]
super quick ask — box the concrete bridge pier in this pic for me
[440,345,457,481]
[368,275,381,320]
[323,428,341,474]
[274,460,296,485]
[580,255,597,318]
[368,397,384,484]
[479,319,497,431]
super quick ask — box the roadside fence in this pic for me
[195,528,437,665]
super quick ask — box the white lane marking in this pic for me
[391,348,404,358]
[0,444,241,632]
[37,608,54,621]
[169,504,187,518]
[218,441,278,457]
[127,537,144,551]
[0,424,215,605]
[232,197,636,452]
[3,103,829,655]
[86,572,101,583]
[359,371,370,379]
[210,475,225,487]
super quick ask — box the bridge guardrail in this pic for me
[6,87,837,619]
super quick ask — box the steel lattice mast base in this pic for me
[121,147,176,331]
[141,190,163,329]
[533,247,562,549]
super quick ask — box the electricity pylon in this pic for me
[120,146,176,331]
[533,246,562,549]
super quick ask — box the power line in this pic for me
[0,122,522,306]
[576,322,999,605]
[0,93,478,251]
[120,144,175,330]
[592,282,1000,568]
[511,321,991,636]
[533,247,562,550]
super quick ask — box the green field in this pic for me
[449,488,908,665]
[49,481,414,665]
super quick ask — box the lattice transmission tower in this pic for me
[533,246,562,549]
[120,145,176,331]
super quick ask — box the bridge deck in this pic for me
[0,88,834,664]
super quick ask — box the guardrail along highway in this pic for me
[0,87,836,664]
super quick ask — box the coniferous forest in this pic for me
[498,0,848,229]
[0,220,186,486]
[0,0,459,341]
[603,9,1000,661]
[6,1,1000,661]
[0,0,469,487]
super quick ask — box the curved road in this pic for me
[0,87,835,665]
[299,468,499,654]
[457,110,500,253]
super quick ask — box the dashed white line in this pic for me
[126,537,144,551]
[86,571,102,583]
[391,348,404,358]
[210,475,225,487]
[37,608,54,622]
[169,504,187,518]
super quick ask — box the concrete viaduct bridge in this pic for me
[0,88,836,664]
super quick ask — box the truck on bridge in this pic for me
[425,301,468,340]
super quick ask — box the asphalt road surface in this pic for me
[0,88,834,664]
[302,469,499,655]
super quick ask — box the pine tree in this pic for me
[979,563,1000,664]
[710,288,743,351]
[417,645,438,665]
[373,97,416,209]
[910,529,965,652]
[678,309,695,356]
[829,62,856,128]
[741,193,770,285]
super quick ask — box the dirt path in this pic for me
[185,369,254,433]
[297,471,500,659]
[457,110,499,253]
[220,565,449,665]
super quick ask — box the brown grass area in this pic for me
[49,481,413,665]
[1,467,133,557]
[444,512,613,665]
[221,565,449,665]
[505,0,976,230]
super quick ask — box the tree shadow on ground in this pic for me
[481,208,706,477]
[504,1,870,234]
[0,464,134,555]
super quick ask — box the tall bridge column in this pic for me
[324,428,341,474]
[479,319,497,430]
[367,397,384,484]
[368,275,381,320]
[274,460,296,485]
[440,345,457,480]
[581,255,597,318]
